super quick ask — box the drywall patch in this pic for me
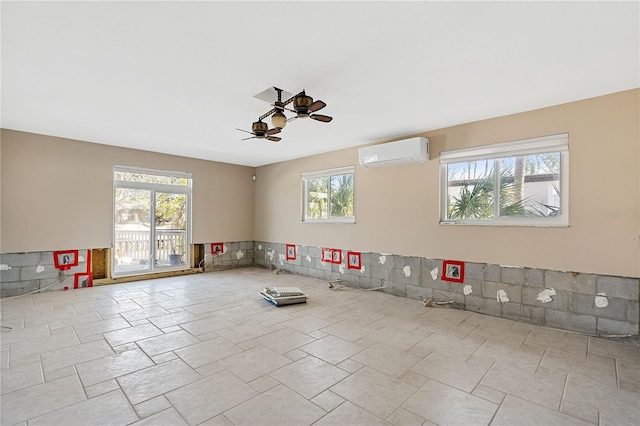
[403,266,411,278]
[463,285,473,295]
[430,268,438,281]
[258,244,263,250]
[266,249,275,261]
[278,253,285,266]
[537,288,556,303]
[78,255,85,262]
[595,293,609,308]
[36,265,45,273]
[339,264,345,274]
[1,264,12,271]
[360,265,366,274]
[306,254,311,263]
[379,255,386,265]
[236,250,245,260]
[497,289,510,303]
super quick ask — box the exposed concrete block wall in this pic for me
[0,250,90,297]
[203,241,255,272]
[0,243,256,297]
[254,241,639,336]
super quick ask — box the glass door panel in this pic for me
[155,192,188,269]
[114,188,152,275]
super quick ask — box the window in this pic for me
[440,134,568,226]
[113,166,192,277]
[302,166,355,223]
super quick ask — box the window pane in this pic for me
[447,160,495,220]
[115,171,188,186]
[498,152,560,217]
[114,188,152,275]
[306,177,328,219]
[330,173,354,218]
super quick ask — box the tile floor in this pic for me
[1,268,639,425]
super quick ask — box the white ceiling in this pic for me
[2,1,638,167]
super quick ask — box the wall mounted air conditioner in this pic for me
[358,137,429,168]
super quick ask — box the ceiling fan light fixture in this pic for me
[271,107,287,130]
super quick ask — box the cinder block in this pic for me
[387,280,407,298]
[364,278,385,290]
[464,295,503,317]
[294,266,309,276]
[482,281,522,303]
[308,246,321,258]
[238,241,249,250]
[596,318,638,336]
[524,268,544,288]
[360,252,373,267]
[627,301,639,324]
[422,275,449,291]
[357,276,372,289]
[297,246,308,257]
[544,270,579,293]
[447,281,465,294]
[464,262,485,280]
[255,258,268,268]
[0,253,21,267]
[500,266,524,285]
[502,303,544,324]
[392,264,420,287]
[485,264,501,282]
[370,263,389,280]
[0,266,20,282]
[227,242,239,251]
[239,259,253,267]
[406,285,425,301]
[596,276,639,301]
[17,252,42,266]
[20,265,58,281]
[458,278,482,297]
[569,293,627,321]
[0,280,40,297]
[544,309,596,334]
[403,256,422,275]
[522,286,569,311]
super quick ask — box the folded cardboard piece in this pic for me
[260,286,308,306]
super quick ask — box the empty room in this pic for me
[1,1,639,425]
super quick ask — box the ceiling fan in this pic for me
[237,87,333,142]
[235,120,281,142]
[285,90,333,123]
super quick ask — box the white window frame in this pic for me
[439,134,569,227]
[302,166,355,224]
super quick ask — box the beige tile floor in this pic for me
[1,268,639,425]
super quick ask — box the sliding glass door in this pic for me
[113,167,191,277]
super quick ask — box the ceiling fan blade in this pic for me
[266,128,281,135]
[286,116,298,123]
[309,100,326,112]
[266,136,281,142]
[310,114,333,123]
[236,128,255,135]
[241,136,256,141]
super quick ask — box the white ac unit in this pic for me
[358,137,429,168]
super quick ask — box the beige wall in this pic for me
[0,130,255,252]
[255,89,640,278]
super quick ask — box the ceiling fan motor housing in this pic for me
[252,121,268,137]
[293,93,313,118]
